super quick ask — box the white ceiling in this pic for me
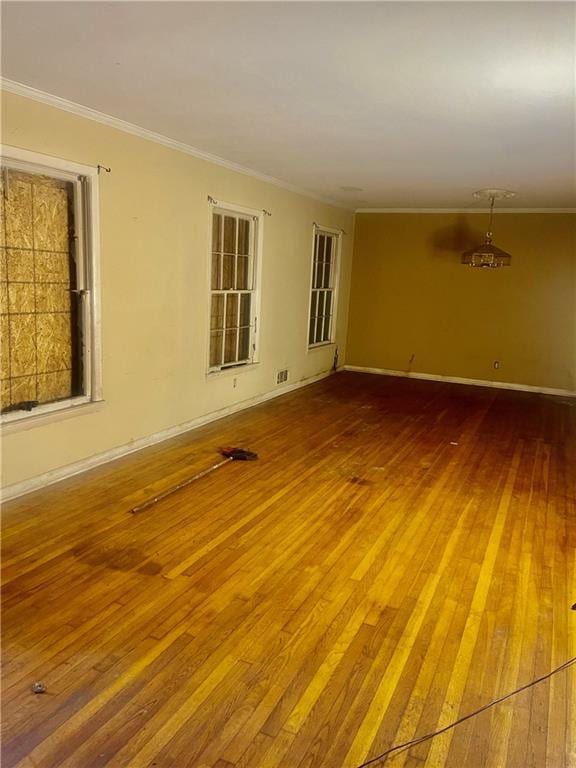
[2,2,575,209]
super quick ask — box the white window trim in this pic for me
[0,145,103,425]
[307,223,341,351]
[206,198,264,375]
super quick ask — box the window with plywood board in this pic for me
[0,154,100,421]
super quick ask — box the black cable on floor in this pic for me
[355,655,576,767]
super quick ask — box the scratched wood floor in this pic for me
[2,372,575,768]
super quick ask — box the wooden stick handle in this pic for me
[130,457,233,514]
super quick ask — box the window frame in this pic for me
[206,199,263,375]
[307,223,341,350]
[0,145,102,425]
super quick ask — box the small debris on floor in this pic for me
[349,475,371,486]
[31,681,47,694]
[450,441,459,446]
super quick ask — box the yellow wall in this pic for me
[1,91,354,489]
[347,212,576,392]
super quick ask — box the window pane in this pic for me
[325,236,332,264]
[240,293,251,326]
[325,291,332,320]
[310,291,317,319]
[314,235,324,289]
[223,216,236,254]
[210,330,223,368]
[222,253,234,289]
[323,314,331,342]
[211,252,221,290]
[212,213,222,253]
[224,329,237,364]
[211,294,224,330]
[317,291,325,318]
[323,261,332,288]
[237,255,249,290]
[225,293,238,329]
[314,316,322,344]
[238,326,250,360]
[309,317,315,346]
[238,218,250,255]
[315,260,323,290]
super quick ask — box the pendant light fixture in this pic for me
[462,188,516,268]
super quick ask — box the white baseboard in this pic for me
[343,365,576,398]
[2,370,332,502]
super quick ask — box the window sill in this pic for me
[206,362,260,379]
[1,397,105,434]
[308,342,336,352]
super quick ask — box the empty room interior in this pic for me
[1,2,575,767]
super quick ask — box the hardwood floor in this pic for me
[2,371,575,768]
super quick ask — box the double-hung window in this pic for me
[209,205,258,371]
[0,148,101,422]
[308,227,339,347]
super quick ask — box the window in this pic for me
[1,149,100,421]
[308,227,339,347]
[209,205,259,371]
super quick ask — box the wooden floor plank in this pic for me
[2,372,574,768]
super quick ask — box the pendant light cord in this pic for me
[487,195,495,238]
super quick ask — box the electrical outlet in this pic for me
[233,377,238,388]
[493,361,501,369]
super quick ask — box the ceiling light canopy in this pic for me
[462,188,516,268]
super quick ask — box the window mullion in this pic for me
[234,215,239,291]
[219,216,224,290]
[312,287,318,344]
[329,234,335,288]
[221,293,227,367]
[249,218,255,290]
[73,179,86,290]
[235,290,241,362]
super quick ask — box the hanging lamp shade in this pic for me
[462,189,515,268]
[461,236,512,268]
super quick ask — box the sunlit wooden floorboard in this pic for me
[2,371,575,767]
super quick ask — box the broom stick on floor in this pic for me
[130,447,257,514]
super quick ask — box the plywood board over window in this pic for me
[0,168,82,412]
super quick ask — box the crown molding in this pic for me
[355,207,576,214]
[1,78,350,210]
